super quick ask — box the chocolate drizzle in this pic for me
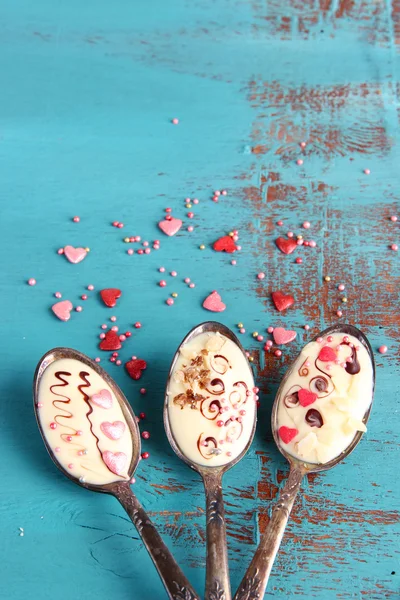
[50,371,77,442]
[197,435,220,459]
[225,419,243,443]
[340,341,361,375]
[298,358,310,377]
[200,397,221,420]
[210,354,229,375]
[77,370,108,470]
[284,385,301,408]
[305,409,324,428]
[309,375,334,398]
[204,378,225,395]
[229,381,248,408]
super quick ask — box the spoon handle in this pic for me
[112,482,199,600]
[233,465,304,600]
[202,469,231,600]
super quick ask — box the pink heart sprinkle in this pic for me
[202,291,226,312]
[52,300,73,322]
[100,421,126,440]
[298,388,318,407]
[102,451,127,476]
[273,327,297,345]
[158,218,182,237]
[64,245,88,264]
[91,389,113,409]
[318,346,337,362]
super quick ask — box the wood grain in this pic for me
[0,0,399,599]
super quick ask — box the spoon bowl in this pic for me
[235,324,375,599]
[34,347,199,600]
[271,323,375,474]
[33,347,141,493]
[164,321,257,600]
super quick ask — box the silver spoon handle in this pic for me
[202,470,231,600]
[112,482,199,600]
[234,465,304,600]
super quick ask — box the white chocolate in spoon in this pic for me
[37,357,133,485]
[275,332,373,464]
[167,332,256,467]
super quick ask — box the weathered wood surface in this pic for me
[1,1,399,599]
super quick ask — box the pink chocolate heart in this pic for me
[158,218,182,237]
[273,327,297,345]
[64,245,87,264]
[100,421,126,440]
[52,300,73,322]
[202,291,226,312]
[102,451,127,476]
[91,389,113,409]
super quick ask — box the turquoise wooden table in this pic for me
[1,1,399,598]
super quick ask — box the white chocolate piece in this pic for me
[167,332,256,467]
[37,358,133,485]
[276,332,373,464]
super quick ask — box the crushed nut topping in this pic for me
[174,350,212,408]
[173,389,206,410]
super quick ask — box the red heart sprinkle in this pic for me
[125,359,147,380]
[278,426,298,444]
[271,291,294,312]
[99,330,122,351]
[212,236,237,253]
[318,346,337,362]
[100,288,122,308]
[298,388,318,407]
[275,237,297,255]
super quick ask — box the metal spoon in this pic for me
[234,324,375,599]
[164,322,257,600]
[33,347,200,600]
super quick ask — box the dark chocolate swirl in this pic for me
[340,341,361,375]
[305,408,323,428]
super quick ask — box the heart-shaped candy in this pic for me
[158,217,182,236]
[273,327,297,345]
[271,291,294,312]
[102,451,127,476]
[52,300,73,322]
[125,358,147,380]
[100,288,121,308]
[275,237,297,255]
[99,330,122,351]
[278,426,298,444]
[298,388,318,407]
[91,389,113,409]
[203,291,226,312]
[318,346,337,362]
[100,420,125,440]
[213,236,237,253]
[64,245,87,264]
